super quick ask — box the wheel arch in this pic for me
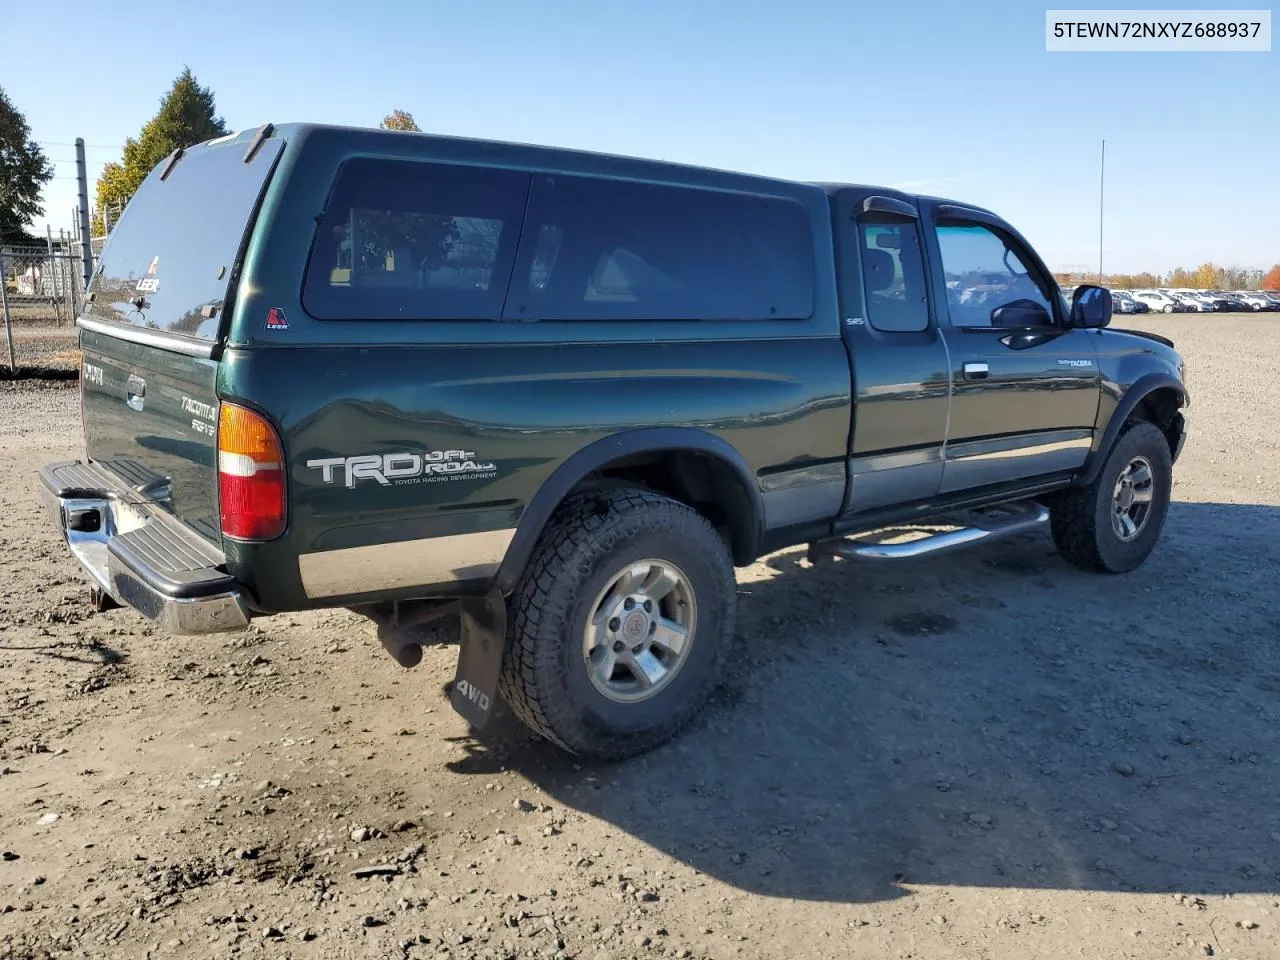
[493,428,764,595]
[1076,374,1188,487]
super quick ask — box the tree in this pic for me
[380,109,421,132]
[1192,263,1223,290]
[1220,266,1251,290]
[1262,264,1280,291]
[93,68,227,234]
[0,86,54,241]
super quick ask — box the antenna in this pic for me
[1098,139,1105,284]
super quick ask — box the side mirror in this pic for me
[1070,284,1112,328]
[990,298,1051,327]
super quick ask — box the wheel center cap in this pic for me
[621,611,649,643]
[1117,484,1135,511]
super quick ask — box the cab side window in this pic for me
[857,218,930,333]
[935,223,1056,328]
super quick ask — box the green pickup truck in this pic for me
[42,124,1188,760]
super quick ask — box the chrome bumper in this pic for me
[40,461,249,635]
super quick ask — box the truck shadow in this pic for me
[447,500,1280,904]
[0,640,124,666]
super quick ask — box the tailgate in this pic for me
[79,128,284,545]
[81,332,223,542]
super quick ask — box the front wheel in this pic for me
[1051,421,1173,573]
[499,488,736,760]
[1163,304,1174,313]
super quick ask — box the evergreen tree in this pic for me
[93,68,227,233]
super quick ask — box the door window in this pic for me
[935,223,1057,328]
[857,218,929,332]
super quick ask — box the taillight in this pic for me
[217,402,286,540]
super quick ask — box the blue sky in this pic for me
[3,0,1276,272]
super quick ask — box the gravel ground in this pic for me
[1,314,1278,960]
[0,325,79,378]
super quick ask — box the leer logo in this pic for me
[265,307,289,330]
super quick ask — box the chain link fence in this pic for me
[1,241,89,377]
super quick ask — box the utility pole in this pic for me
[1098,139,1106,285]
[75,138,94,292]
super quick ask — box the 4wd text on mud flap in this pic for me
[453,679,490,712]
[306,451,497,488]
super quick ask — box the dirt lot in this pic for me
[2,315,1279,960]
[1,325,79,379]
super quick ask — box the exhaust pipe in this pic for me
[362,599,460,669]
[378,629,424,668]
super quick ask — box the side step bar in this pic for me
[808,502,1050,563]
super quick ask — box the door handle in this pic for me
[126,374,146,412]
[963,362,989,381]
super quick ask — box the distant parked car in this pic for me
[1115,291,1150,313]
[1110,290,1137,314]
[1172,293,1210,312]
[1188,292,1221,311]
[1260,291,1280,309]
[1234,292,1271,312]
[1133,290,1178,314]
[1212,291,1253,312]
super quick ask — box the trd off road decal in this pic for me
[306,450,497,488]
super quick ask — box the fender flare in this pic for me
[1075,373,1189,487]
[492,427,764,595]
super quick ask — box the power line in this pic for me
[36,141,118,149]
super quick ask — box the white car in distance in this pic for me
[1133,290,1178,314]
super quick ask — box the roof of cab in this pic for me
[808,180,998,217]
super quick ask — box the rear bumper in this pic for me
[40,460,249,635]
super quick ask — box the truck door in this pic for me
[921,203,1100,494]
[835,191,951,515]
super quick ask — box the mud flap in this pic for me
[450,589,507,729]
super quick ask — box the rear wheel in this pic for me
[499,488,736,760]
[1162,304,1174,313]
[1051,420,1173,573]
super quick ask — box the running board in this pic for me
[807,502,1050,563]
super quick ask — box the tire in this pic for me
[499,488,736,760]
[1162,304,1174,313]
[1051,420,1172,573]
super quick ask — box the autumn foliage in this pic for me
[1056,263,1278,291]
[380,110,421,132]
